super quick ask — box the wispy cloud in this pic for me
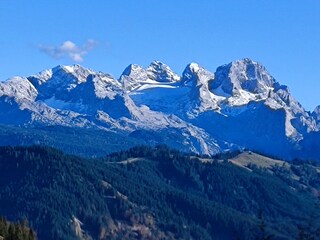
[38,39,97,62]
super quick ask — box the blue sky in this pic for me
[0,0,319,110]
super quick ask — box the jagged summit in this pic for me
[0,59,319,160]
[30,64,95,86]
[146,60,180,82]
[313,105,320,122]
[121,64,143,77]
[211,58,275,96]
[181,62,212,87]
[27,65,86,101]
[120,61,180,91]
[313,105,320,114]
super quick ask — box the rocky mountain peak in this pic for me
[182,63,214,87]
[120,61,180,91]
[121,64,145,77]
[146,60,180,82]
[119,64,148,91]
[313,105,320,121]
[211,58,275,95]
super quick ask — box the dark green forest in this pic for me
[0,217,36,240]
[0,145,319,239]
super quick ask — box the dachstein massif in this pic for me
[0,58,319,160]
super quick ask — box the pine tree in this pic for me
[255,211,273,240]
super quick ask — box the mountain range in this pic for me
[0,58,319,160]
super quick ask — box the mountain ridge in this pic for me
[0,58,319,160]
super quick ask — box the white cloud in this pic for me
[38,39,97,62]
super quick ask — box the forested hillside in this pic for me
[0,217,36,240]
[0,145,319,239]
